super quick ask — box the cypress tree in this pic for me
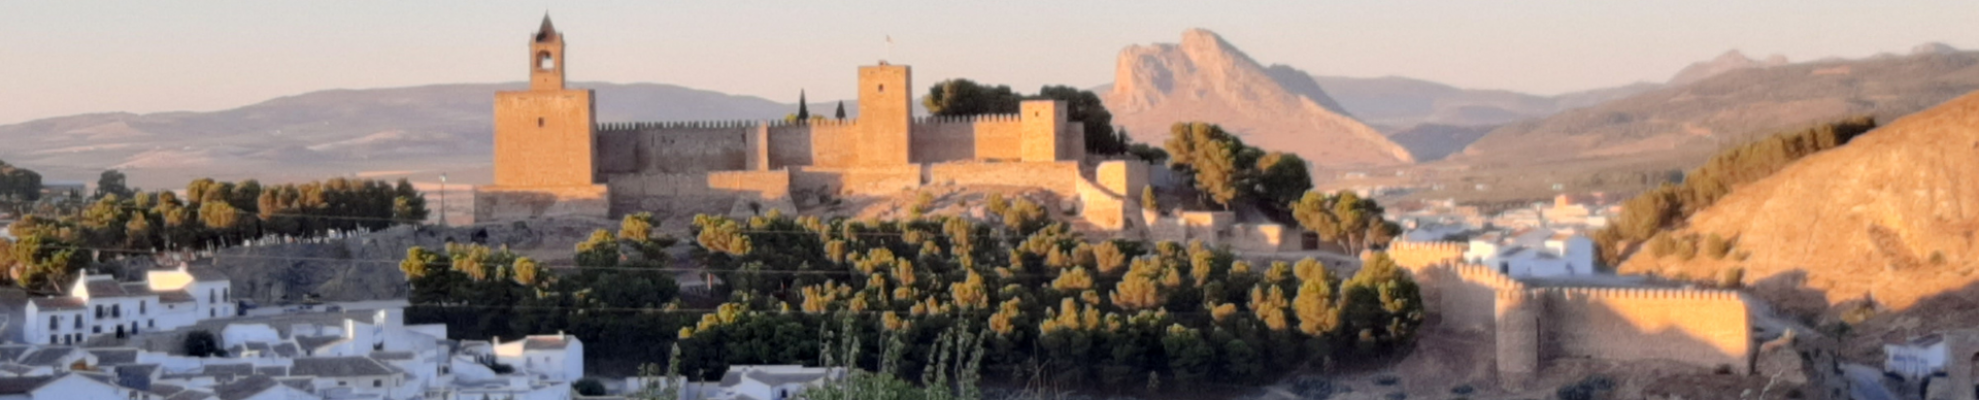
[796,90,810,121]
[835,101,846,120]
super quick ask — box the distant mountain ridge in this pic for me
[1454,50,1979,165]
[1105,28,1413,168]
[0,82,830,188]
[1666,50,1789,86]
[1310,75,1660,131]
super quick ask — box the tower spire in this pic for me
[536,13,558,42]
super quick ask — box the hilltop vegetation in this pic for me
[1592,117,1877,266]
[1,177,427,293]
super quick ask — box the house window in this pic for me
[223,288,229,302]
[210,309,216,318]
[209,289,215,304]
[92,326,100,334]
[373,379,381,387]
[112,304,120,318]
[148,320,154,328]
[139,301,146,315]
[73,317,81,329]
[49,315,57,330]
[48,335,55,344]
[96,305,104,318]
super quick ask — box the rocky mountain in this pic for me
[1617,92,1976,319]
[1311,76,1659,130]
[1455,50,1978,165]
[1666,50,1790,86]
[1105,29,1413,168]
[0,83,821,188]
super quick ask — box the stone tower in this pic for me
[1019,100,1067,162]
[477,15,609,222]
[856,64,912,166]
[493,15,597,187]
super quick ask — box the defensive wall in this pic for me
[1388,241,1754,388]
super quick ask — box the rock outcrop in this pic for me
[1105,29,1413,168]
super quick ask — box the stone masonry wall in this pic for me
[909,116,1025,163]
[493,90,595,187]
[473,185,610,221]
[595,122,752,175]
[1537,287,1751,373]
[605,170,790,217]
[926,161,1080,196]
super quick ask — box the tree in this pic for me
[94,170,133,200]
[1338,252,1423,351]
[1252,152,1312,211]
[183,330,224,357]
[1291,190,1398,253]
[514,257,542,286]
[575,229,619,268]
[1293,274,1340,337]
[835,101,847,120]
[1141,186,1159,213]
[924,79,1020,116]
[796,90,811,121]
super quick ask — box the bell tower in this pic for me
[530,15,566,91]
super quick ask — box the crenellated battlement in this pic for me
[1544,286,1743,301]
[1388,240,1467,269]
[911,114,1023,124]
[596,119,860,132]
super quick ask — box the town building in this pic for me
[19,266,232,346]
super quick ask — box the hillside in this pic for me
[0,82,825,189]
[1455,51,1978,166]
[1617,93,1977,318]
[1383,124,1498,162]
[1104,29,1413,169]
[1665,50,1788,86]
[1311,75,1658,129]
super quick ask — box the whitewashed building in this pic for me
[19,266,233,346]
[1465,229,1597,278]
[493,333,584,384]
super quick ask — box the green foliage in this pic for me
[1292,190,1401,253]
[1339,253,1423,352]
[1595,117,1877,266]
[1140,186,1159,212]
[1127,143,1169,164]
[183,330,224,357]
[1252,152,1314,212]
[835,101,847,120]
[924,79,1020,116]
[0,160,41,210]
[575,229,620,268]
[796,90,811,121]
[94,170,134,200]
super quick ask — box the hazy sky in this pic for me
[2,1,1973,124]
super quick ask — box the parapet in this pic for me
[1542,286,1745,301]
[1387,241,1466,269]
[910,114,1022,124]
[596,119,860,133]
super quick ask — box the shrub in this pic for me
[1375,375,1400,386]
[1674,235,1698,261]
[573,377,606,396]
[1649,234,1676,258]
[1717,267,1744,289]
[1703,233,1731,260]
[1929,251,1946,265]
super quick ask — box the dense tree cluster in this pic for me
[1592,117,1876,266]
[0,177,427,293]
[403,213,682,372]
[922,79,1133,156]
[1291,190,1401,254]
[0,159,43,213]
[1162,122,1313,212]
[667,209,1422,393]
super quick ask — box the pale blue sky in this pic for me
[1,1,1973,124]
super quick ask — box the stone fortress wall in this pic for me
[1386,241,1754,387]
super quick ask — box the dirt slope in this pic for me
[1618,92,1978,315]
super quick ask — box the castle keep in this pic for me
[476,17,1145,227]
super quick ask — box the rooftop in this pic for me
[290,357,396,378]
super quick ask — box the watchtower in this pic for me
[530,16,566,91]
[856,63,912,166]
[492,14,597,188]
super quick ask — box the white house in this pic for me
[1886,333,1950,380]
[146,264,235,320]
[493,334,583,384]
[213,374,319,400]
[1464,229,1597,278]
[696,365,846,400]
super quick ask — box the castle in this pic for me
[475,16,1152,231]
[1386,241,1755,388]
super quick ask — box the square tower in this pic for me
[857,64,912,166]
[1020,100,1068,162]
[494,16,596,187]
